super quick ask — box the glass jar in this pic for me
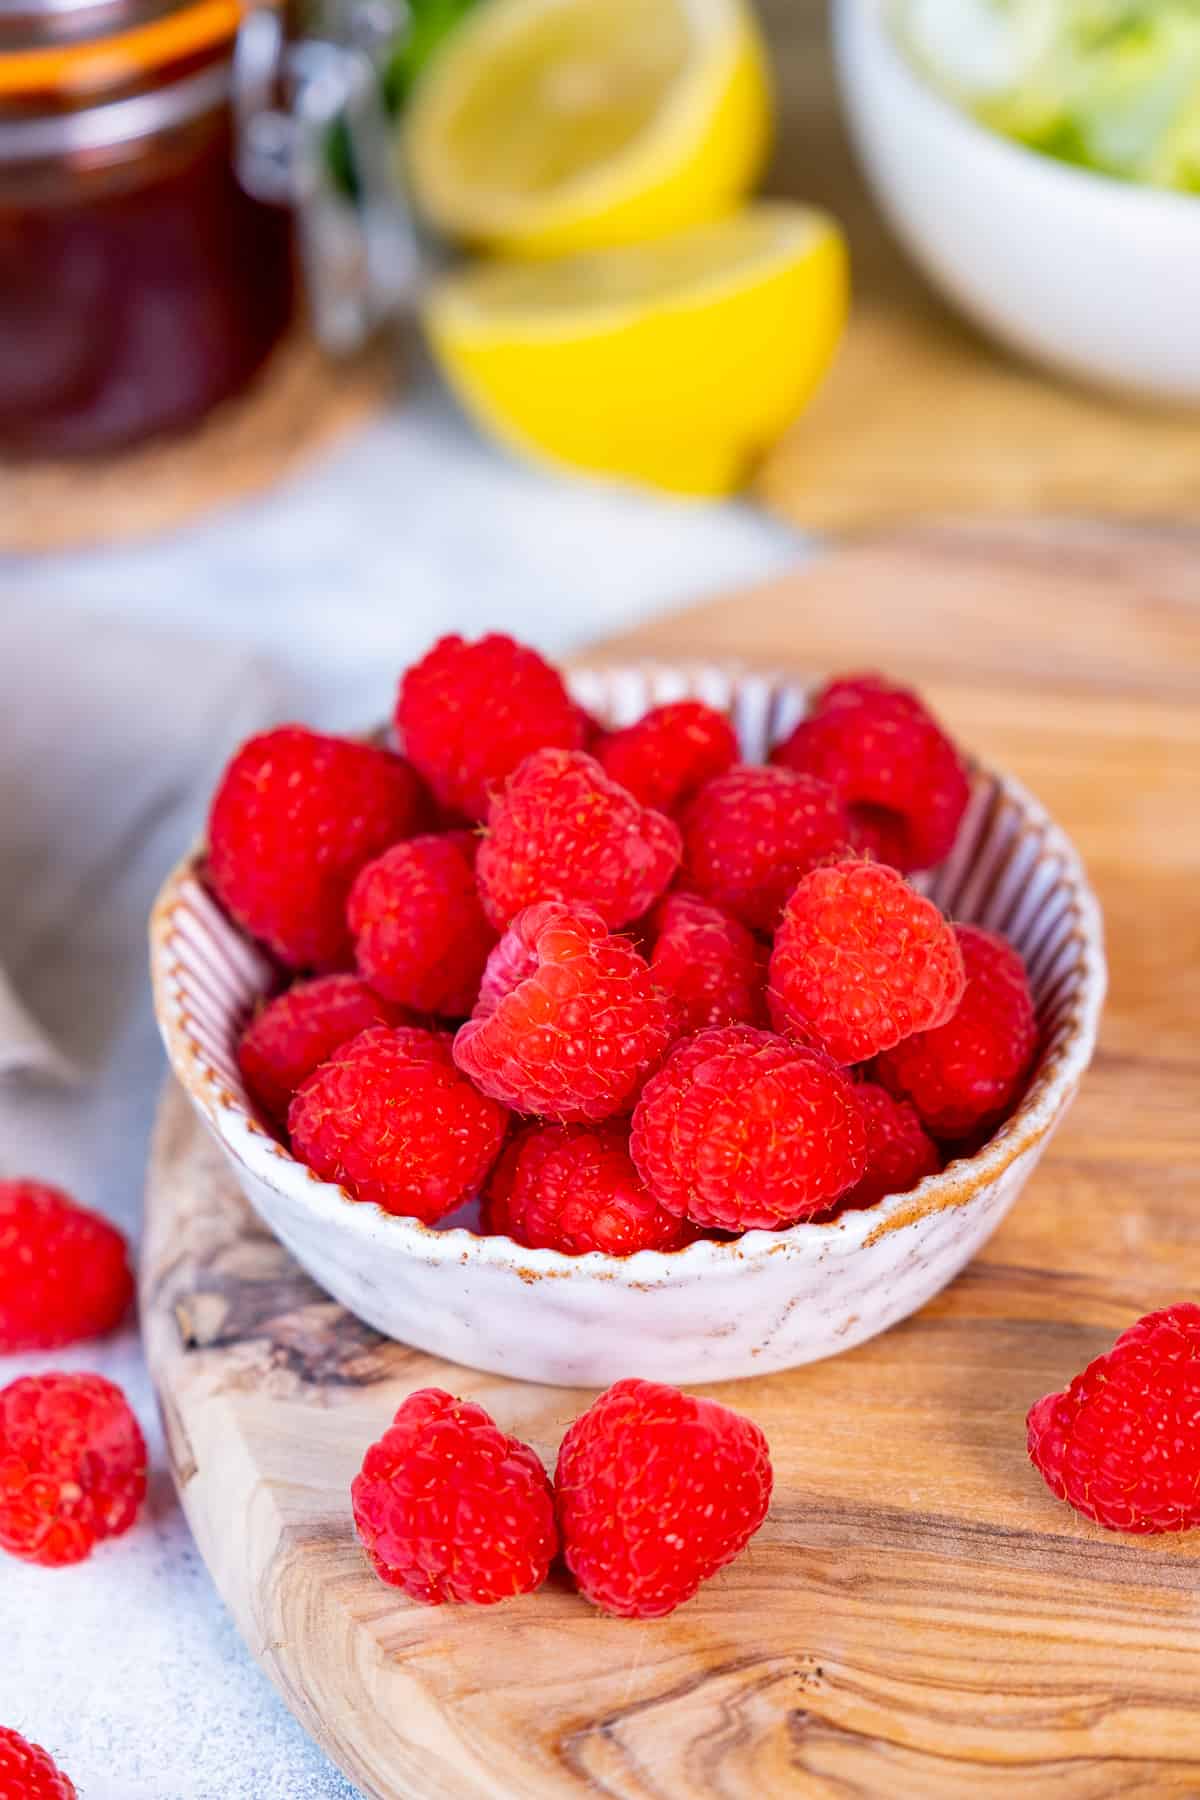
[0,0,415,455]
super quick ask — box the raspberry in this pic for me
[208,726,430,971]
[630,1026,867,1231]
[483,1122,690,1256]
[555,1379,772,1618]
[819,1083,940,1216]
[875,924,1038,1137]
[594,700,739,815]
[475,749,681,931]
[771,673,970,873]
[0,1181,133,1352]
[678,764,850,932]
[396,633,583,821]
[1027,1304,1200,1533]
[348,833,496,1017]
[0,1728,77,1800]
[454,904,678,1123]
[289,1026,508,1221]
[768,859,966,1066]
[237,975,409,1129]
[351,1387,557,1603]
[645,893,767,1035]
[0,1373,146,1567]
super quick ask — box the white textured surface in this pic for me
[0,373,801,1798]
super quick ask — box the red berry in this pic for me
[0,1372,146,1567]
[630,1025,867,1231]
[771,672,970,873]
[679,764,850,932]
[396,633,583,821]
[289,1025,508,1221]
[818,1083,940,1216]
[237,975,409,1129]
[645,893,767,1035]
[0,1727,77,1800]
[476,748,681,931]
[455,903,678,1123]
[208,726,430,971]
[0,1181,133,1352]
[1027,1304,1200,1533]
[768,859,966,1066]
[875,924,1037,1137]
[555,1378,772,1618]
[594,700,738,815]
[352,1387,558,1603]
[483,1122,689,1256]
[348,832,496,1017]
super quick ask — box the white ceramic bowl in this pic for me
[834,0,1200,401]
[150,663,1105,1387]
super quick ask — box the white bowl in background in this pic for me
[150,663,1105,1388]
[833,0,1200,402]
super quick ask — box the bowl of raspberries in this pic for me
[151,636,1105,1386]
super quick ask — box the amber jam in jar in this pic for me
[0,0,294,454]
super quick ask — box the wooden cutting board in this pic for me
[142,528,1200,1800]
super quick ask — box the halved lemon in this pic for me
[424,203,849,496]
[404,0,773,257]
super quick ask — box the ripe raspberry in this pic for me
[771,673,970,873]
[475,749,681,931]
[678,764,850,932]
[289,1026,508,1221]
[875,924,1038,1137]
[594,700,739,815]
[768,859,966,1066]
[237,975,409,1129]
[555,1378,772,1618]
[630,1026,867,1230]
[352,1387,557,1603]
[0,1372,146,1567]
[396,633,583,821]
[348,833,496,1017]
[1027,1304,1200,1533]
[208,726,430,971]
[0,1728,77,1800]
[483,1122,690,1256]
[645,893,767,1035]
[454,903,678,1123]
[0,1181,133,1352]
[819,1083,940,1216]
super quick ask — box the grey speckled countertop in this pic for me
[0,372,808,1800]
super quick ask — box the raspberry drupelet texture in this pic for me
[594,700,739,815]
[818,1083,940,1217]
[475,748,681,931]
[0,1372,146,1567]
[207,726,430,971]
[454,903,679,1122]
[768,858,966,1066]
[630,1025,867,1231]
[483,1122,690,1256]
[555,1378,772,1618]
[874,923,1038,1137]
[0,1180,133,1352]
[1027,1304,1200,1533]
[352,1387,558,1603]
[645,893,768,1035]
[289,1025,508,1221]
[348,833,496,1017]
[771,673,970,873]
[237,975,409,1130]
[395,633,584,820]
[0,1727,77,1800]
[678,764,850,932]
